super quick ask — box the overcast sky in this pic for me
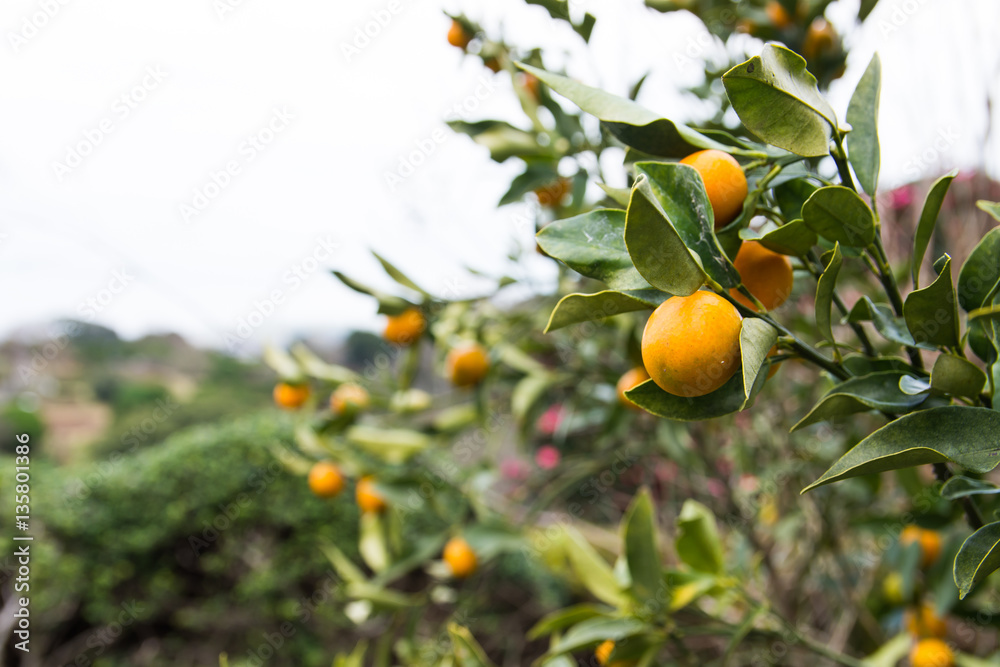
[1,0,998,352]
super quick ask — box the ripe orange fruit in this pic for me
[616,367,650,409]
[443,536,478,578]
[730,241,794,311]
[447,20,471,49]
[766,345,781,379]
[901,526,943,569]
[641,291,743,398]
[330,383,370,416]
[383,308,426,346]
[680,150,747,229]
[356,476,387,513]
[308,461,345,498]
[766,1,793,28]
[535,178,570,208]
[910,638,954,667]
[595,640,635,666]
[446,342,490,387]
[905,603,947,639]
[273,382,310,410]
[802,18,836,61]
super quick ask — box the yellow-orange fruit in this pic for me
[594,639,635,667]
[446,342,490,388]
[766,1,793,28]
[909,639,954,667]
[443,536,478,578]
[356,476,387,513]
[905,603,948,639]
[535,178,570,207]
[641,291,743,398]
[680,150,747,229]
[802,18,836,61]
[730,241,794,312]
[766,345,781,379]
[447,20,472,49]
[383,308,426,346]
[616,367,650,409]
[273,382,310,410]
[330,383,370,416]
[308,461,345,498]
[901,526,943,569]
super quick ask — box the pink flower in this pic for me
[889,185,914,210]
[536,405,565,436]
[705,478,727,499]
[535,445,561,470]
[500,459,529,480]
[737,474,759,494]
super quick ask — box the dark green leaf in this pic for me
[859,0,880,20]
[528,605,611,640]
[741,318,778,407]
[955,522,1000,599]
[940,476,1000,501]
[958,228,1000,312]
[625,372,749,422]
[816,243,843,347]
[848,296,934,349]
[846,54,881,196]
[499,163,561,206]
[792,372,927,431]
[675,500,724,574]
[931,354,987,398]
[773,179,819,223]
[754,219,817,256]
[802,186,876,247]
[912,171,957,288]
[903,255,960,348]
[622,489,666,606]
[545,290,666,333]
[548,617,647,655]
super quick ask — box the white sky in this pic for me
[1,0,998,352]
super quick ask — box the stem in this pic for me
[866,243,926,372]
[831,141,858,193]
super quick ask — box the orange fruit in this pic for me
[330,383,370,416]
[443,536,478,578]
[730,241,794,311]
[273,382,310,410]
[909,638,954,667]
[308,461,345,498]
[535,178,570,208]
[766,345,781,379]
[905,603,948,639]
[446,342,490,387]
[641,291,743,398]
[616,367,650,409]
[679,150,747,229]
[802,18,836,61]
[447,20,471,49]
[901,526,943,569]
[356,476,387,513]
[594,640,635,666]
[383,308,426,346]
[766,1,793,29]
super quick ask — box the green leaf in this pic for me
[536,209,651,291]
[624,175,707,295]
[262,343,304,382]
[861,633,912,667]
[722,45,837,157]
[802,186,876,247]
[545,290,665,333]
[931,354,987,398]
[740,318,778,407]
[447,119,554,162]
[528,605,611,640]
[848,296,933,349]
[958,228,1000,312]
[321,544,367,585]
[359,511,390,573]
[598,183,632,207]
[898,375,932,396]
[815,243,843,347]
[562,526,628,607]
[633,162,742,288]
[803,406,1000,492]
[773,179,818,223]
[332,271,412,315]
[979,200,1000,222]
[675,500,724,574]
[524,0,595,42]
[372,251,429,296]
[290,343,359,384]
[448,624,497,667]
[517,63,741,158]
[940,476,1000,500]
[756,219,818,256]
[911,171,957,288]
[955,522,1000,599]
[548,617,646,655]
[346,426,431,464]
[622,489,666,606]
[903,255,960,348]
[625,371,756,422]
[498,163,560,206]
[858,0,881,20]
[846,54,881,196]
[512,373,558,425]
[791,372,928,431]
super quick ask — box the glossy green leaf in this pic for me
[931,354,987,398]
[802,186,876,247]
[846,54,881,196]
[548,617,646,655]
[598,183,632,207]
[940,476,1000,500]
[625,371,753,422]
[675,500,724,574]
[816,243,843,347]
[978,200,1000,222]
[741,318,778,406]
[624,176,707,295]
[792,372,927,431]
[958,228,1000,312]
[756,219,817,256]
[773,179,819,223]
[447,119,553,162]
[622,489,666,606]
[898,375,932,396]
[562,526,628,607]
[346,426,431,464]
[912,171,957,288]
[903,255,960,348]
[841,355,912,376]
[722,45,837,157]
[955,522,1000,599]
[536,209,650,291]
[803,406,1000,492]
[545,289,666,333]
[633,162,741,288]
[847,296,934,349]
[528,605,610,640]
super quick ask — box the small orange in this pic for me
[901,526,943,569]
[356,476,387,513]
[535,178,570,208]
[679,150,747,229]
[766,345,781,379]
[616,367,650,409]
[273,382,310,410]
[802,18,837,61]
[308,461,345,498]
[765,1,793,29]
[641,291,743,398]
[446,342,490,388]
[730,241,794,312]
[909,638,954,667]
[443,536,478,578]
[447,20,471,49]
[905,603,947,639]
[330,383,370,416]
[594,640,635,666]
[383,308,426,346]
